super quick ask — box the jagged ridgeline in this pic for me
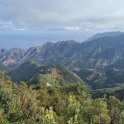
[1,32,124,90]
[9,62,82,86]
[1,32,124,123]
[2,32,124,72]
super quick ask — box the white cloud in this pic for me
[0,0,124,31]
[0,21,30,31]
[64,27,80,31]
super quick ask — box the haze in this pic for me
[0,0,124,48]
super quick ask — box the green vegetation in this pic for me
[2,34,124,72]
[3,33,124,123]
[92,84,124,100]
[75,68,124,89]
[0,64,6,72]
[2,35,124,91]
[9,62,39,82]
[9,63,82,85]
[0,70,124,124]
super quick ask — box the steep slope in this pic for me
[8,62,39,82]
[2,33,124,71]
[9,62,82,86]
[75,67,124,89]
[0,48,26,71]
[16,34,124,71]
[0,63,6,71]
[0,49,6,55]
[75,69,106,89]
[86,31,123,41]
[20,40,79,69]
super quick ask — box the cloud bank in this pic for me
[0,0,124,31]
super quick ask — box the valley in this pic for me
[1,32,124,123]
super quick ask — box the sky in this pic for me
[0,0,124,49]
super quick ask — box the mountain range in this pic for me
[1,31,124,89]
[86,31,123,41]
[9,62,82,85]
[1,31,124,71]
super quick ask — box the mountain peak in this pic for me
[87,31,124,42]
[56,40,77,44]
[0,49,6,55]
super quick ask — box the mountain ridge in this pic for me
[86,31,124,41]
[1,32,124,72]
[9,62,82,87]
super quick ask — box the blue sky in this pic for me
[0,0,124,48]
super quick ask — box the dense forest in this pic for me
[0,69,124,124]
[1,33,124,123]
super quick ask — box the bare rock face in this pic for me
[1,32,124,72]
[0,48,26,67]
[2,58,16,66]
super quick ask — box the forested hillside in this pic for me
[2,0,124,122]
[1,32,124,123]
[1,71,124,124]
[9,62,82,85]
